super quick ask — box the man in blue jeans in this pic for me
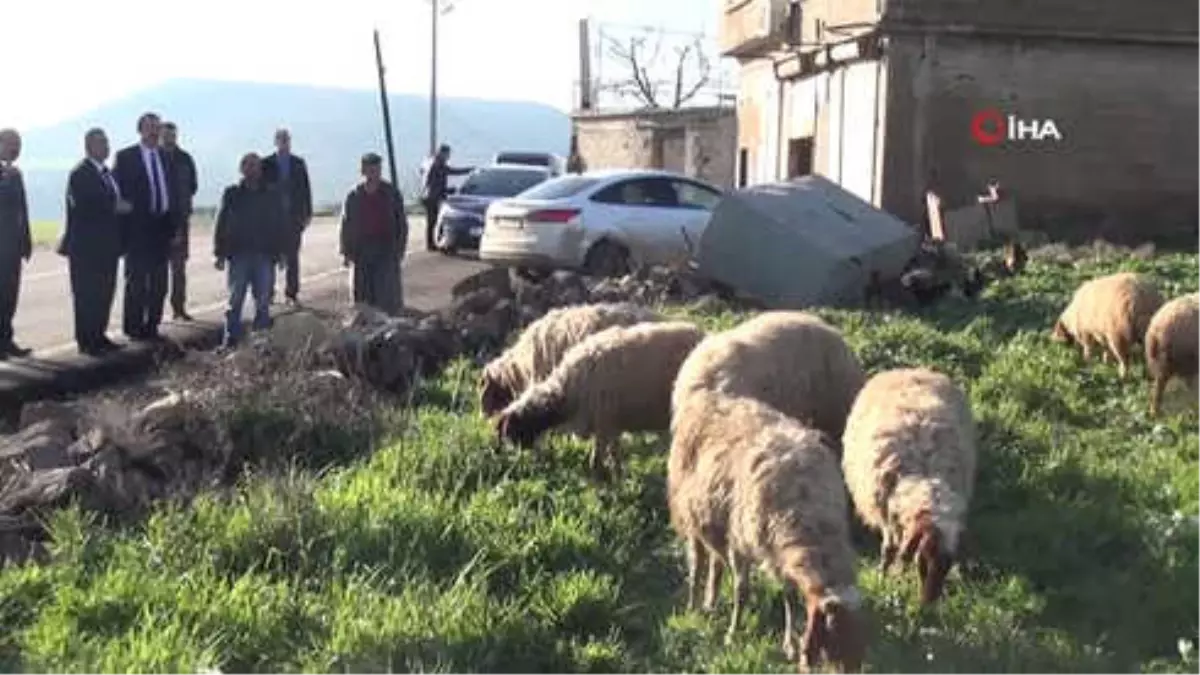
[212,152,286,348]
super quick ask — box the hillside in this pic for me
[18,79,572,223]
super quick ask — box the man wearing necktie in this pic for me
[61,128,129,355]
[112,112,177,341]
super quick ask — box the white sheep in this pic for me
[1144,292,1199,416]
[841,367,977,606]
[479,302,660,416]
[496,320,705,478]
[1051,271,1164,378]
[669,390,867,672]
[672,311,866,441]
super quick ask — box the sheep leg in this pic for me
[781,580,802,661]
[724,552,750,646]
[1080,336,1095,361]
[686,538,707,612]
[880,530,898,573]
[1110,333,1132,379]
[1149,374,1167,417]
[703,551,725,612]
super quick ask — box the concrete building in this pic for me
[721,0,1198,245]
[571,106,738,188]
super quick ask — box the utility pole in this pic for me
[429,0,439,156]
[373,29,400,190]
[578,18,592,110]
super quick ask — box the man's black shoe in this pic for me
[173,310,194,321]
[2,342,31,358]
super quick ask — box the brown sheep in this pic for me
[669,390,867,672]
[841,368,976,607]
[1145,293,1199,416]
[1051,271,1164,378]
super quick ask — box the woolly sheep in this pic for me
[672,311,866,441]
[1051,272,1164,378]
[496,320,706,478]
[479,302,660,416]
[668,390,866,672]
[1145,293,1199,416]
[841,367,977,606]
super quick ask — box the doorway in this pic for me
[787,136,814,179]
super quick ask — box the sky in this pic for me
[4,0,724,131]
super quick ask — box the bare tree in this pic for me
[602,31,713,109]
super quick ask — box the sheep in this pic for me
[672,311,866,442]
[841,367,977,607]
[496,320,705,478]
[1051,271,1164,378]
[668,390,867,672]
[478,302,660,416]
[1145,293,1199,416]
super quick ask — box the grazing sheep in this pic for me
[1051,271,1164,378]
[479,302,660,416]
[672,311,866,441]
[496,320,705,478]
[841,367,976,606]
[669,391,866,672]
[1145,293,1199,416]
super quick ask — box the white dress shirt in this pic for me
[139,143,169,214]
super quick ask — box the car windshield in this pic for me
[518,175,601,200]
[459,168,549,197]
[496,153,552,167]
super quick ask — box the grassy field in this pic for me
[0,248,1196,673]
[29,221,60,248]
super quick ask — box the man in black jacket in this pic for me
[213,153,287,348]
[420,143,472,251]
[62,128,128,355]
[112,112,177,341]
[0,128,31,359]
[261,128,312,306]
[161,121,198,321]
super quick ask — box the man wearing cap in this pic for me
[339,152,408,314]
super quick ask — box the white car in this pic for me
[479,168,723,277]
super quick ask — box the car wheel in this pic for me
[436,224,459,255]
[585,240,631,278]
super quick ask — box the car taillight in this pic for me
[525,208,580,224]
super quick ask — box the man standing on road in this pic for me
[213,153,287,349]
[566,134,587,174]
[420,143,471,251]
[0,128,32,359]
[62,128,128,356]
[161,121,198,321]
[112,112,177,342]
[261,128,312,307]
[339,152,407,314]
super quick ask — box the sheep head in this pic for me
[1050,318,1073,345]
[1003,240,1028,275]
[478,371,515,417]
[898,514,954,606]
[494,399,564,450]
[799,591,866,673]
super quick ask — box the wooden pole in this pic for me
[373,29,400,189]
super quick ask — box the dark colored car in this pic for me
[434,164,552,253]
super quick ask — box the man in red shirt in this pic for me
[339,153,409,313]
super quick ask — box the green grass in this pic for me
[30,221,60,248]
[1,251,1197,673]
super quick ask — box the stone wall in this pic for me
[573,108,738,188]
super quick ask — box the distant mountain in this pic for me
[17,78,572,223]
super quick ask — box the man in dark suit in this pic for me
[161,121,198,321]
[112,112,177,341]
[261,128,312,306]
[62,128,127,355]
[0,128,32,359]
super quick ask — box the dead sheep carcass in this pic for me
[672,311,866,442]
[495,320,705,478]
[668,390,867,672]
[1051,271,1164,378]
[478,302,660,416]
[1145,292,1199,416]
[841,367,977,606]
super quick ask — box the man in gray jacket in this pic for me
[0,128,32,359]
[339,152,408,314]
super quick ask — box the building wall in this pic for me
[879,34,1199,244]
[883,0,1197,41]
[573,109,738,188]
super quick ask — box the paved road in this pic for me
[10,216,487,358]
